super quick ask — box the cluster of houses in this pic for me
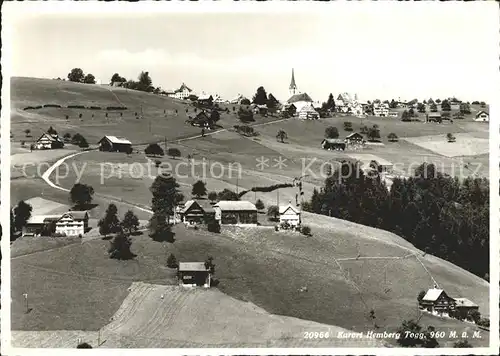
[164,83,225,104]
[29,133,134,153]
[174,199,301,228]
[419,287,479,320]
[23,211,90,237]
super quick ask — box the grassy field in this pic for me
[11,212,489,347]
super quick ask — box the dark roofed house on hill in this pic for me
[419,288,455,316]
[179,200,215,225]
[34,133,65,150]
[178,262,211,288]
[321,138,346,151]
[345,132,365,145]
[98,135,132,153]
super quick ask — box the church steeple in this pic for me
[289,68,298,95]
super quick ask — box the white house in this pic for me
[474,110,489,122]
[298,103,320,120]
[213,201,257,226]
[172,83,193,100]
[55,211,89,236]
[373,103,389,117]
[279,202,301,227]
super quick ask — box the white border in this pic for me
[2,2,499,355]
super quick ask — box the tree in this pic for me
[145,143,164,157]
[441,99,451,111]
[468,309,481,323]
[209,110,221,126]
[240,98,251,105]
[366,125,381,141]
[166,253,178,268]
[137,71,153,92]
[252,86,268,105]
[325,126,339,139]
[396,319,424,347]
[255,199,265,211]
[460,102,471,114]
[389,99,398,109]
[276,129,287,143]
[110,73,126,85]
[63,133,72,142]
[417,103,426,113]
[71,133,87,146]
[436,99,441,104]
[150,174,180,238]
[454,340,473,348]
[217,189,239,201]
[67,68,85,83]
[208,191,218,203]
[267,93,279,112]
[192,180,207,198]
[122,210,140,235]
[78,137,89,148]
[325,93,336,111]
[237,106,254,122]
[47,126,58,135]
[108,231,134,260]
[446,133,456,142]
[408,108,415,117]
[417,290,426,303]
[430,103,438,112]
[69,183,94,209]
[267,205,279,221]
[167,148,181,159]
[205,256,216,275]
[13,201,33,231]
[24,129,31,137]
[83,73,96,84]
[387,133,398,142]
[343,121,353,131]
[98,203,122,238]
[76,343,93,348]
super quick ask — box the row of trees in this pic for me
[304,162,489,279]
[251,86,279,112]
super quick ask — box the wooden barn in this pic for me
[345,132,365,145]
[34,133,65,150]
[98,135,132,153]
[178,262,211,288]
[321,138,346,151]
[213,201,257,226]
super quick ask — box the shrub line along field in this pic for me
[11,77,490,348]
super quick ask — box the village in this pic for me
[7,6,494,350]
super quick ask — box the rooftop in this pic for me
[422,288,444,302]
[214,201,257,211]
[453,298,478,308]
[101,135,132,145]
[178,262,208,272]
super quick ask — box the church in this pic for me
[285,69,315,113]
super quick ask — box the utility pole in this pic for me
[164,136,167,151]
[277,189,279,207]
[236,176,239,195]
[23,293,28,313]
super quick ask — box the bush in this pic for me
[88,106,102,110]
[67,105,85,109]
[300,225,311,236]
[280,221,291,230]
[476,317,489,328]
[166,253,178,268]
[155,160,161,168]
[23,106,35,110]
[207,220,221,233]
[106,106,128,110]
[43,104,62,108]
[34,105,43,110]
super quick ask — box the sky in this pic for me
[8,2,499,103]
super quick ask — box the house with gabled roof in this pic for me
[179,200,215,224]
[321,138,346,151]
[172,83,193,100]
[56,211,89,237]
[213,201,257,226]
[298,103,319,120]
[474,110,489,122]
[98,135,132,153]
[34,133,64,150]
[178,262,211,288]
[419,288,455,315]
[345,132,365,145]
[279,202,301,227]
